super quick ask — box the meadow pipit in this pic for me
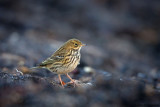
[32,39,85,87]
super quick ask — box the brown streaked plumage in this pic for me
[33,38,85,87]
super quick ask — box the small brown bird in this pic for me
[33,38,85,87]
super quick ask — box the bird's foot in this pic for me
[62,81,66,85]
[68,79,78,87]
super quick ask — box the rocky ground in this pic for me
[0,0,160,107]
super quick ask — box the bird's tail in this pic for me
[30,66,39,69]
[29,66,43,73]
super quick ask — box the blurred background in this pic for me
[0,0,160,107]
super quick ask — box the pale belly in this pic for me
[48,53,81,74]
[56,63,79,74]
[56,58,80,74]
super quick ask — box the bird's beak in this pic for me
[82,44,86,46]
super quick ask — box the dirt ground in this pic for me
[0,0,160,107]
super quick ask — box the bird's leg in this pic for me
[58,74,65,87]
[66,73,77,87]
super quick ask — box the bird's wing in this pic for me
[51,47,70,60]
[38,58,54,67]
[38,52,66,67]
[38,47,69,68]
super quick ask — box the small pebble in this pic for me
[83,66,95,73]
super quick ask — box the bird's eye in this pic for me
[74,43,78,47]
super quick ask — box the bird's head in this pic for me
[65,38,85,50]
